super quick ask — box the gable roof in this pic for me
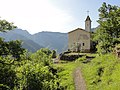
[68,28,90,34]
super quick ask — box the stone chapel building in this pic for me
[68,16,92,52]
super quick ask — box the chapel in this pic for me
[68,16,92,52]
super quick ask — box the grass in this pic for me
[53,53,97,90]
[54,61,81,90]
[80,53,120,90]
[54,53,120,90]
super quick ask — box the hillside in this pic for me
[0,29,68,53]
[80,54,120,90]
[22,39,43,52]
[32,31,68,53]
[0,29,43,52]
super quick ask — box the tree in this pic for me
[0,18,17,56]
[0,56,16,89]
[40,48,52,56]
[0,39,25,60]
[8,40,25,60]
[32,48,53,66]
[0,38,9,56]
[0,19,16,32]
[15,49,61,90]
[94,2,120,54]
[0,19,22,89]
[0,18,25,60]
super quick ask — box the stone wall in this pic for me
[59,54,84,61]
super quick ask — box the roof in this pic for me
[68,28,90,34]
[85,16,91,21]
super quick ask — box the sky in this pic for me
[0,0,120,34]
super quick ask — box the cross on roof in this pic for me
[87,10,89,16]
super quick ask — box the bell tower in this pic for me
[85,15,91,32]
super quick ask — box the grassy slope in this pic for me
[81,53,120,90]
[54,61,81,90]
[54,53,120,90]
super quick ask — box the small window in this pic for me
[83,43,85,46]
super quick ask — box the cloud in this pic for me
[0,0,74,34]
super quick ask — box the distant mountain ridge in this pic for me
[0,29,68,53]
[32,31,68,53]
[0,29,43,52]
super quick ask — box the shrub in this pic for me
[75,56,86,62]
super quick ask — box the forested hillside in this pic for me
[0,29,68,53]
[0,29,43,52]
[32,31,68,53]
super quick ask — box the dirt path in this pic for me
[74,67,86,90]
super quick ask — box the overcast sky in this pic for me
[0,0,120,34]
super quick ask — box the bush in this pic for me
[0,48,63,90]
[14,49,61,90]
[0,56,17,90]
[75,56,86,62]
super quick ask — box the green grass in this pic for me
[54,61,81,90]
[54,53,120,90]
[81,53,120,90]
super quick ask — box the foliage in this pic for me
[0,38,9,55]
[0,48,63,90]
[0,18,62,90]
[14,49,62,90]
[0,18,65,90]
[94,2,120,54]
[0,18,23,60]
[0,38,25,60]
[40,48,52,56]
[0,18,17,89]
[8,40,25,60]
[81,53,120,90]
[52,50,57,58]
[115,43,120,49]
[0,56,17,90]
[0,19,16,32]
[75,56,86,62]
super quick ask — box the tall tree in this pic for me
[0,19,25,60]
[0,19,25,89]
[0,19,17,56]
[94,2,120,53]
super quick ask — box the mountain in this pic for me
[32,31,68,53]
[0,29,43,52]
[0,29,68,53]
[22,39,43,52]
